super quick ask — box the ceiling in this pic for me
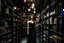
[11,0,45,21]
[12,0,45,12]
[12,0,43,7]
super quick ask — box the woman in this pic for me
[27,15,36,43]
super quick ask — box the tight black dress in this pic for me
[27,23,36,43]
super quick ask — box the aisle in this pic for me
[20,27,41,43]
[20,37,41,43]
[36,37,41,43]
[20,37,28,43]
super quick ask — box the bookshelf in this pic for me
[40,0,64,43]
[0,0,22,43]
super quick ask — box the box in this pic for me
[54,18,57,24]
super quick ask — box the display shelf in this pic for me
[0,0,22,43]
[6,0,14,6]
[5,13,13,17]
[43,28,64,36]
[0,32,12,36]
[40,0,64,43]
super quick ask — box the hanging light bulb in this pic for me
[30,3,35,9]
[33,11,36,13]
[14,7,17,10]
[24,0,26,2]
[34,8,36,10]
[28,8,31,12]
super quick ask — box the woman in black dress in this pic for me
[27,15,36,43]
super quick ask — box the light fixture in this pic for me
[30,3,35,9]
[34,8,36,10]
[28,8,31,11]
[32,3,35,6]
[31,6,34,9]
[24,0,26,2]
[14,7,17,10]
[33,11,36,13]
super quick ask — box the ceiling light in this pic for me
[31,6,34,9]
[24,0,26,2]
[30,3,35,9]
[33,11,36,13]
[32,3,35,7]
[32,3,35,6]
[28,8,31,11]
[34,8,36,10]
[14,7,17,10]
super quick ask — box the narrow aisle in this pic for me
[20,36,41,43]
[36,37,41,43]
[20,37,28,43]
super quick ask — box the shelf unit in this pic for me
[21,21,27,36]
[0,0,22,43]
[41,0,64,43]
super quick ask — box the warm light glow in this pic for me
[31,0,33,1]
[33,11,36,13]
[24,0,26,2]
[31,6,34,9]
[14,7,17,10]
[28,8,31,11]
[30,3,35,9]
[32,3,35,6]
[34,8,36,10]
